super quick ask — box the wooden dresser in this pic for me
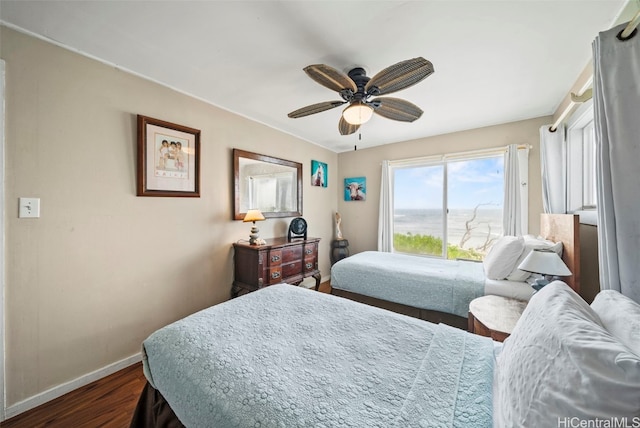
[232,237,321,296]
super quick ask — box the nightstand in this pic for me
[330,239,349,265]
[468,295,527,342]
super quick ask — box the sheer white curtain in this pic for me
[378,160,393,252]
[593,23,640,303]
[503,145,529,236]
[539,125,567,214]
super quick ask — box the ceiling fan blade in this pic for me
[338,116,360,135]
[288,101,346,118]
[304,64,358,93]
[365,57,434,96]
[370,97,423,122]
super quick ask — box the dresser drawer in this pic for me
[282,261,302,278]
[268,249,283,266]
[267,267,282,284]
[303,242,317,257]
[303,258,316,273]
[282,246,303,263]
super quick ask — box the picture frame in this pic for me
[137,115,201,197]
[311,160,328,187]
[344,176,366,201]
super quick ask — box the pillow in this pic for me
[506,235,563,281]
[591,290,640,356]
[494,281,640,427]
[482,236,524,280]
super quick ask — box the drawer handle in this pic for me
[305,249,313,255]
[271,271,281,279]
[305,262,313,269]
[271,255,281,262]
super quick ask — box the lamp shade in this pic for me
[517,249,572,277]
[342,102,374,125]
[243,209,265,223]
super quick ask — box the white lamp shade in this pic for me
[243,209,265,223]
[342,102,374,125]
[517,249,572,277]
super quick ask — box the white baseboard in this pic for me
[4,353,142,420]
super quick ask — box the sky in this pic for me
[393,156,504,210]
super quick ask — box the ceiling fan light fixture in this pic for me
[290,58,433,134]
[342,102,374,125]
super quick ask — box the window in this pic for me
[566,100,596,212]
[581,120,597,208]
[392,153,505,260]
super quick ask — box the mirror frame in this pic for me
[233,148,303,220]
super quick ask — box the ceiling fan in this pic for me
[288,57,434,136]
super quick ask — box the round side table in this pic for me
[330,239,350,265]
[468,295,527,342]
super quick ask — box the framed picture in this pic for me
[311,160,327,187]
[137,115,201,197]
[344,176,366,201]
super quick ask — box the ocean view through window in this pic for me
[393,155,504,260]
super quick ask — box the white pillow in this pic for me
[506,235,563,281]
[591,290,640,357]
[482,236,524,280]
[494,281,640,427]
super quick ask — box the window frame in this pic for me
[389,149,507,259]
[566,99,596,213]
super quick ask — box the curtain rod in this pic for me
[550,12,638,132]
[549,88,592,132]
[619,9,640,40]
[387,144,531,166]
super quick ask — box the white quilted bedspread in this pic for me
[331,251,486,317]
[142,284,494,428]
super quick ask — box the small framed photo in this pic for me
[137,115,201,197]
[344,177,366,201]
[311,160,328,187]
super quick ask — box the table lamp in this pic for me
[243,209,265,245]
[517,249,572,291]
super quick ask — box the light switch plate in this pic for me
[19,197,40,218]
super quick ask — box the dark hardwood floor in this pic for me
[1,281,332,428]
[0,363,146,428]
[317,280,332,294]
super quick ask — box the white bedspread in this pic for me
[331,251,487,317]
[142,284,495,427]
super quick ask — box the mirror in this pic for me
[234,149,303,220]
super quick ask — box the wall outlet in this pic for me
[19,197,40,218]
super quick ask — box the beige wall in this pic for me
[337,117,551,255]
[1,27,337,406]
[1,24,557,410]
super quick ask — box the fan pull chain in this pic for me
[354,132,363,150]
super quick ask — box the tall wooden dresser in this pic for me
[232,237,321,296]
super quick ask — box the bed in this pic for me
[330,213,580,329]
[131,282,640,427]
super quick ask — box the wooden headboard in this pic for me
[540,213,581,295]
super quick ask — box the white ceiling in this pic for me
[0,1,628,152]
